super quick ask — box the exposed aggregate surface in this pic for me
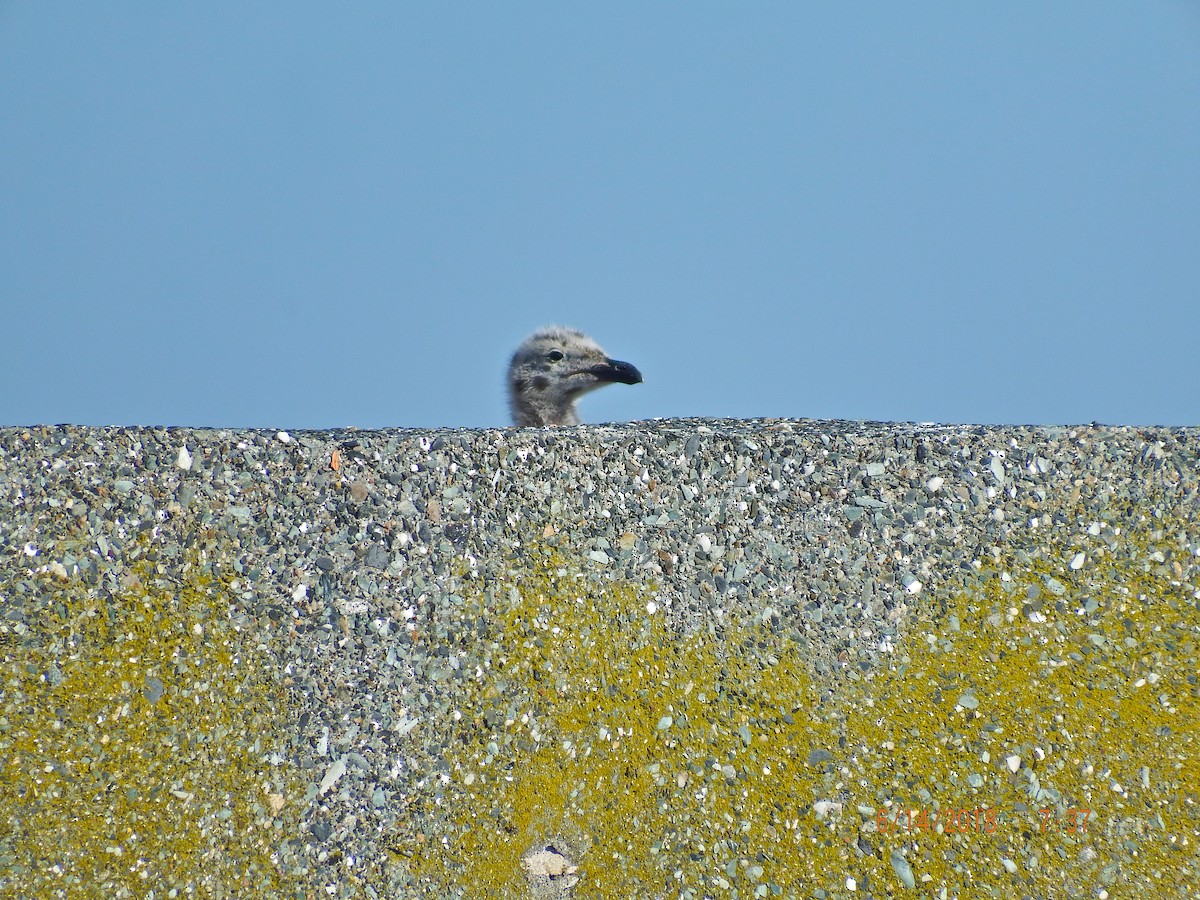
[1,419,1198,898]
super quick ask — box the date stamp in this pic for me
[876,806,1091,836]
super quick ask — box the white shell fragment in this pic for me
[393,716,420,737]
[891,851,916,889]
[318,756,347,796]
[522,849,577,878]
[521,839,581,895]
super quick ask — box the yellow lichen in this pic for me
[0,549,309,898]
[838,526,1200,896]
[404,546,842,897]
[404,523,1199,898]
[7,503,1196,898]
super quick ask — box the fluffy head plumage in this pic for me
[508,326,642,427]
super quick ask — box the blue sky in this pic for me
[2,3,1198,429]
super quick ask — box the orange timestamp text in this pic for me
[876,806,1091,836]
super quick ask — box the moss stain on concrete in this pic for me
[403,545,831,897]
[0,547,308,899]
[407,521,1198,898]
[837,520,1200,896]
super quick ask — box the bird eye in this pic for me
[546,350,564,362]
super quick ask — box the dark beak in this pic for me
[591,358,643,385]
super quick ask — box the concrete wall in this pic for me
[2,421,1198,898]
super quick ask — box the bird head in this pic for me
[508,326,643,427]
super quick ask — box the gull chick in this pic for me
[508,326,643,426]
